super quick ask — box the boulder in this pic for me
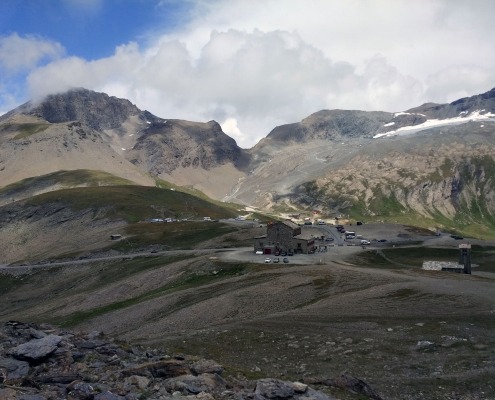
[66,380,96,400]
[94,391,126,400]
[191,359,224,375]
[10,335,63,362]
[0,357,30,384]
[255,379,295,399]
[163,373,226,395]
[122,359,190,378]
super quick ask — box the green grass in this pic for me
[3,122,50,139]
[84,255,190,291]
[350,245,495,272]
[0,170,134,194]
[349,250,396,269]
[155,178,247,213]
[0,274,24,295]
[109,221,238,250]
[54,261,248,327]
[380,288,422,300]
[368,187,407,216]
[381,247,458,267]
[24,185,239,223]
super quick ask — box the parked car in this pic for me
[264,258,271,263]
[283,258,289,263]
[273,257,280,263]
[360,240,371,245]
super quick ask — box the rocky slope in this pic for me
[231,88,495,236]
[1,240,494,400]
[2,321,380,400]
[0,89,249,199]
[2,86,495,235]
[0,112,155,195]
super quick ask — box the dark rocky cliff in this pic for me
[3,88,143,131]
[130,119,250,175]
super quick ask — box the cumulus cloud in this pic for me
[7,0,495,147]
[425,65,495,104]
[221,118,245,144]
[0,33,64,72]
[29,29,418,147]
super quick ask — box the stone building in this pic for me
[253,220,316,255]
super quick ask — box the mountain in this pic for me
[0,88,249,200]
[231,87,495,237]
[1,86,495,237]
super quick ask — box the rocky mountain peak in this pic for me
[6,88,142,131]
[406,86,495,119]
[253,109,392,152]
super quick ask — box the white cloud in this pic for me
[0,33,64,72]
[7,0,495,148]
[425,65,495,104]
[221,117,245,145]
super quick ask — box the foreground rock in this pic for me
[0,322,333,400]
[0,321,383,400]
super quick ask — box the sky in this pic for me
[1,0,495,148]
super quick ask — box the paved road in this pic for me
[0,248,233,275]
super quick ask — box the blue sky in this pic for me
[1,0,190,60]
[1,0,495,148]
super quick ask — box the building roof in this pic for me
[294,232,315,241]
[278,220,300,230]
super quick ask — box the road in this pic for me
[0,248,233,275]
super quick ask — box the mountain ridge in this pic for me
[2,86,495,236]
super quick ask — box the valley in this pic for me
[1,220,495,399]
[1,87,495,399]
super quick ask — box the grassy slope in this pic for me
[0,122,50,139]
[24,184,239,223]
[0,169,135,194]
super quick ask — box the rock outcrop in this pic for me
[2,88,142,131]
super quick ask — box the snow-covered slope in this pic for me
[374,110,495,138]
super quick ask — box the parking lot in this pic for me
[219,222,484,265]
[219,242,365,265]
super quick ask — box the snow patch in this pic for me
[383,122,395,127]
[374,110,495,139]
[394,111,426,117]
